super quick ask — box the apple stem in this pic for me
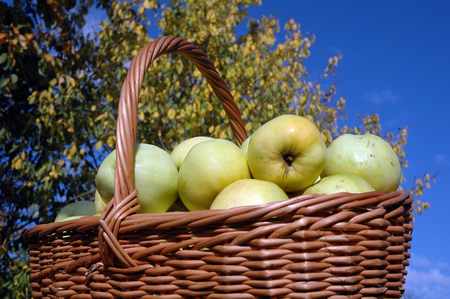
[283,154,295,166]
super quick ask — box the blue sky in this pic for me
[82,1,450,297]
[250,1,450,297]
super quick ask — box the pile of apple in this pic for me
[56,114,401,221]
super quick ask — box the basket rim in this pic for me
[24,190,410,241]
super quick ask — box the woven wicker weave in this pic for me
[25,36,413,299]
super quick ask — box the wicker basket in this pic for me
[25,36,413,299]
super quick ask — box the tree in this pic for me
[0,0,431,297]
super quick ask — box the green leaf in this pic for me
[11,74,18,84]
[0,77,9,88]
[0,53,7,64]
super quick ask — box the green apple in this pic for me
[95,143,178,213]
[95,150,115,200]
[171,136,214,168]
[323,133,401,192]
[178,139,251,211]
[240,135,251,158]
[304,174,375,195]
[210,179,288,210]
[247,114,326,192]
[55,200,96,222]
[95,190,109,215]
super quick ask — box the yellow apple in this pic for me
[178,139,251,211]
[210,179,288,209]
[247,114,326,192]
[95,143,178,213]
[304,174,375,195]
[95,190,109,215]
[240,135,251,158]
[171,136,214,169]
[323,133,401,192]
[55,200,96,222]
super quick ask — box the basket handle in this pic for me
[98,36,247,268]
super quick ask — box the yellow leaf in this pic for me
[299,95,307,106]
[95,112,107,122]
[107,136,115,148]
[43,53,54,64]
[47,104,55,115]
[232,91,241,100]
[193,69,201,78]
[11,156,23,170]
[49,166,59,179]
[67,77,76,87]
[143,0,157,9]
[67,143,77,160]
[106,94,113,102]
[167,108,176,120]
[95,141,103,150]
